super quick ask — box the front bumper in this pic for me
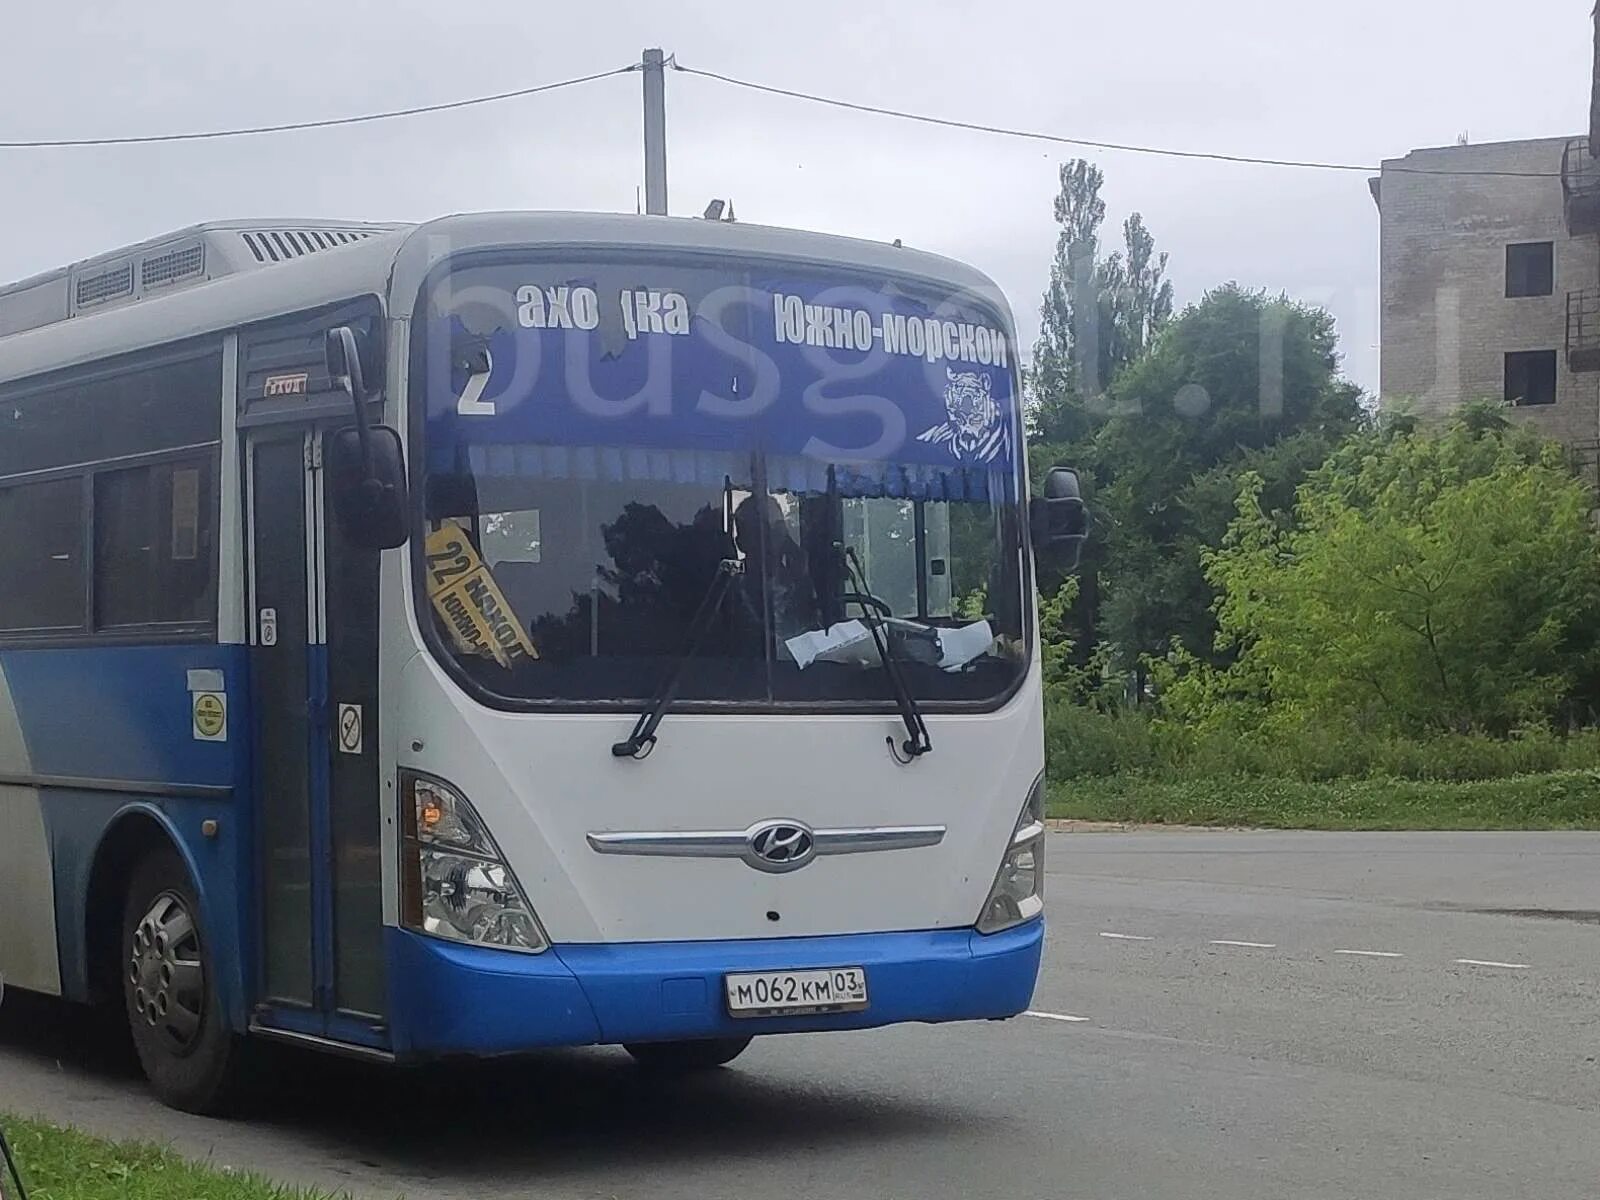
[385,919,1043,1057]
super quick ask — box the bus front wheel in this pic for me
[121,847,243,1114]
[624,1036,752,1072]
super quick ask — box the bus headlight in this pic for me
[976,773,1046,934]
[400,771,549,953]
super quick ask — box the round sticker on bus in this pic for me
[193,692,227,741]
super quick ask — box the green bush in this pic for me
[1179,413,1600,737]
[1034,386,1600,811]
[1043,695,1600,783]
[1043,694,1162,780]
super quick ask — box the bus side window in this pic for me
[0,477,87,634]
[93,458,217,629]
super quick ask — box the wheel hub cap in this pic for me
[127,892,205,1054]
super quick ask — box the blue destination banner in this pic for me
[421,261,1020,474]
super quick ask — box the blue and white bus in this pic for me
[0,213,1084,1112]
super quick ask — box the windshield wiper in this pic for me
[611,558,743,760]
[841,547,932,763]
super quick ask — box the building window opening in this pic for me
[1505,349,1558,406]
[1506,242,1554,298]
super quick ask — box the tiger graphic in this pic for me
[916,369,1010,464]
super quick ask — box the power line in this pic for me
[672,61,1566,180]
[0,63,638,149]
[0,53,1569,182]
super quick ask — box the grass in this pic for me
[1047,769,1600,830]
[0,1114,352,1200]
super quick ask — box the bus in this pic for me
[0,212,1085,1113]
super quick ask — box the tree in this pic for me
[1028,162,1175,682]
[1104,213,1174,369]
[1032,159,1106,428]
[1092,285,1364,675]
[1181,410,1600,735]
[1029,160,1174,445]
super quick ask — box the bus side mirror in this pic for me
[325,325,408,549]
[328,426,410,550]
[1030,466,1089,568]
[325,325,367,404]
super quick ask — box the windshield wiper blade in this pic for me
[611,558,743,760]
[841,547,932,762]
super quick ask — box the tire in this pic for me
[624,1036,753,1072]
[121,847,243,1114]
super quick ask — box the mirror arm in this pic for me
[327,327,376,480]
[348,374,377,480]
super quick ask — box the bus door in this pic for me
[246,423,386,1048]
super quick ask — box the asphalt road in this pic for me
[2,830,1597,1199]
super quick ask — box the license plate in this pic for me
[725,967,869,1017]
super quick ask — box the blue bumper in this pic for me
[385,919,1043,1057]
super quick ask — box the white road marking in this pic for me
[1025,1010,1091,1023]
[1454,958,1531,970]
[1208,940,1276,949]
[1334,949,1404,958]
[1099,932,1155,941]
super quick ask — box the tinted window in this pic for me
[1505,350,1557,406]
[0,477,85,632]
[1505,242,1554,298]
[766,464,1025,704]
[425,457,767,703]
[424,450,1025,706]
[0,352,221,477]
[93,457,216,627]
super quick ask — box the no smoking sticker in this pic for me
[337,703,363,755]
[193,692,227,742]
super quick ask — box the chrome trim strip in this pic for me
[587,822,946,863]
[0,772,232,800]
[585,830,749,857]
[814,825,947,852]
[247,1024,396,1063]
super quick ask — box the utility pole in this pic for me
[642,48,668,216]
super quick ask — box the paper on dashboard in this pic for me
[933,619,995,671]
[784,620,879,670]
[785,617,996,672]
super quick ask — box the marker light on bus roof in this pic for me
[400,771,549,954]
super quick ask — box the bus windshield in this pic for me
[415,255,1028,708]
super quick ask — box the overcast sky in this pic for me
[2,1,1594,394]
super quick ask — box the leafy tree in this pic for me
[1029,160,1174,445]
[1029,161,1174,677]
[1179,410,1600,735]
[1103,213,1173,368]
[1092,285,1365,675]
[1032,159,1106,431]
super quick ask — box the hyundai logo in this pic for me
[744,820,817,873]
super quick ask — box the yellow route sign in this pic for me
[424,525,539,667]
